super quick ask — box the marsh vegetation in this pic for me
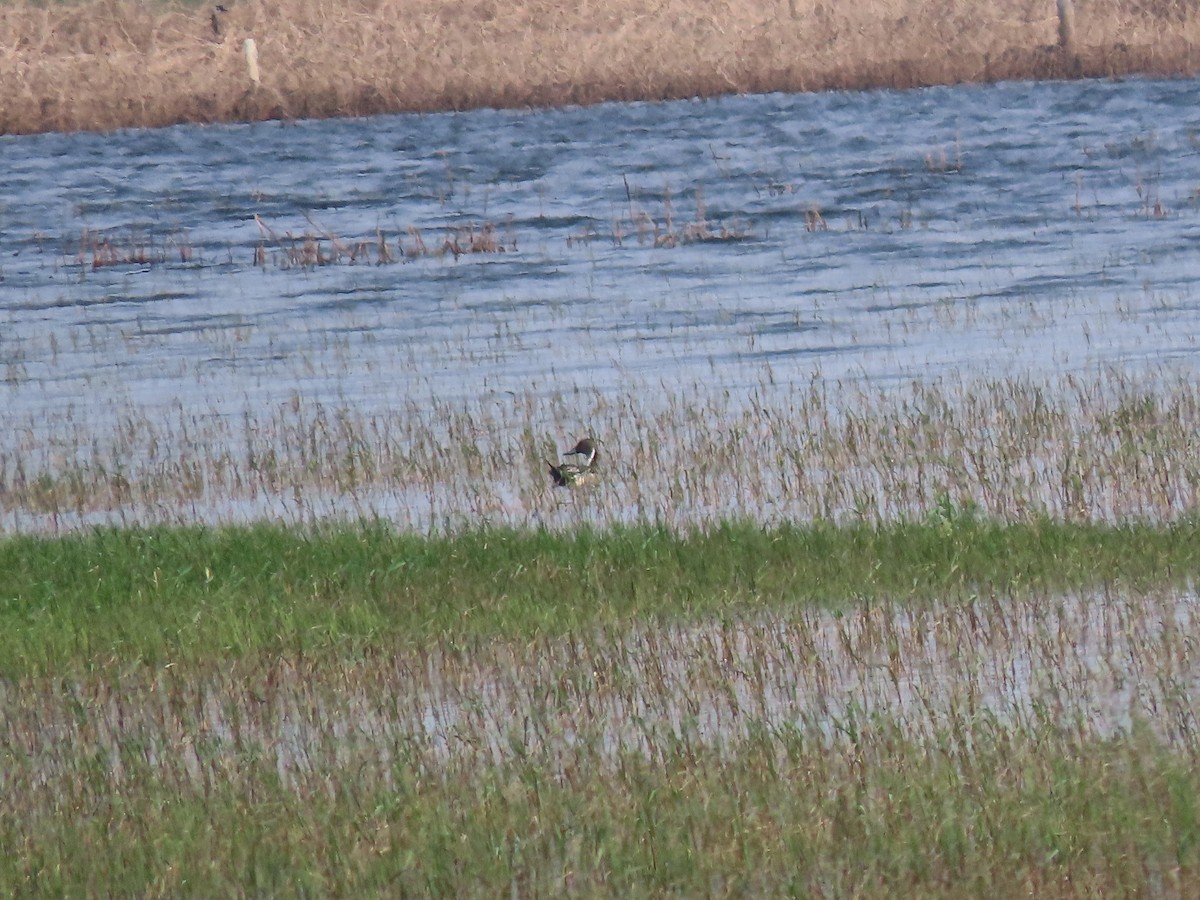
[4,519,1200,894]
[6,26,1200,892]
[3,0,1200,133]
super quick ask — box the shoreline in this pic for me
[2,0,1198,136]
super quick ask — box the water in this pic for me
[3,77,1200,528]
[9,588,1198,787]
[6,82,1200,778]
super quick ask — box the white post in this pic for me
[243,38,261,86]
[1057,0,1076,54]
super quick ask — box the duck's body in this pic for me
[546,437,599,487]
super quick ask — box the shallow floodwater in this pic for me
[4,77,1200,529]
[5,84,1200,785]
[7,588,1198,789]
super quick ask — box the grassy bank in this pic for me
[4,519,1200,895]
[3,516,1200,674]
[3,0,1200,134]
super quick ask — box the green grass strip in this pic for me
[4,719,1197,896]
[3,515,1200,675]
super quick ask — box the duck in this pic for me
[545,437,599,487]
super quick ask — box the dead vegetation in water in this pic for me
[73,227,196,269]
[60,185,757,274]
[570,181,751,249]
[2,0,1200,134]
[251,214,516,267]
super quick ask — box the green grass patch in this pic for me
[3,515,1200,676]
[5,516,1199,895]
[5,717,1197,896]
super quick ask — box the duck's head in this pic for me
[566,437,598,467]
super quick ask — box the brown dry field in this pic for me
[1,0,1199,135]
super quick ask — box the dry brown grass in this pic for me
[1,1,1199,133]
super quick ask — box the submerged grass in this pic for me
[4,516,1200,676]
[11,374,1200,534]
[6,518,1200,895]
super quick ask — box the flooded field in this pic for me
[7,584,1197,792]
[8,78,1200,893]
[4,76,1200,531]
